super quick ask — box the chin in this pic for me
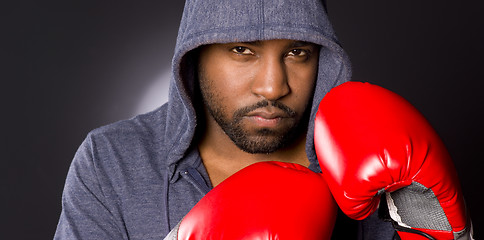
[233,134,287,154]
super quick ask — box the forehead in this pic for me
[237,39,317,47]
[217,39,318,48]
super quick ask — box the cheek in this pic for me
[207,63,256,102]
[287,65,317,109]
[199,61,254,116]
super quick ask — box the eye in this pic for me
[287,49,309,57]
[231,46,254,55]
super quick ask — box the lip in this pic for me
[244,110,290,127]
[246,108,291,119]
[246,111,286,119]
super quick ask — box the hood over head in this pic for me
[164,0,351,172]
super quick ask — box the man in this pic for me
[196,39,319,186]
[55,0,470,239]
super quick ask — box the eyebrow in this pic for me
[290,41,315,48]
[240,41,263,46]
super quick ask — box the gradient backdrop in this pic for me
[3,1,483,239]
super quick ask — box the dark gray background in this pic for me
[2,1,482,239]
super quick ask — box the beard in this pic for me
[199,81,308,154]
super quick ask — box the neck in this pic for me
[198,116,310,187]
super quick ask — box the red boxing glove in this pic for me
[314,82,472,239]
[165,161,337,240]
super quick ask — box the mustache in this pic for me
[233,100,297,119]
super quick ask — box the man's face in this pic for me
[198,39,319,154]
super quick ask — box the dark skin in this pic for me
[197,39,320,186]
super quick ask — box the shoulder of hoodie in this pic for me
[81,103,172,170]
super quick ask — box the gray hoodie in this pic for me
[54,0,394,239]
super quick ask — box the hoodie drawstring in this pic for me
[163,167,171,234]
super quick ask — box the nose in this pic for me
[251,57,290,101]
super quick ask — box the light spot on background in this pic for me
[133,68,171,115]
